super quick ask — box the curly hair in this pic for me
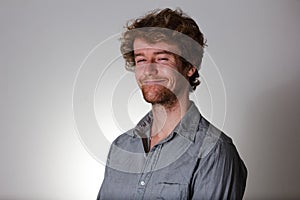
[120,8,207,90]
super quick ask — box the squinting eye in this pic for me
[136,59,146,63]
[157,58,169,61]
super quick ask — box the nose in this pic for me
[143,62,158,76]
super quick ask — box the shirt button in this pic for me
[140,181,145,186]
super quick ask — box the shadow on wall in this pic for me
[244,73,300,200]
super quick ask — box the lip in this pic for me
[142,79,167,85]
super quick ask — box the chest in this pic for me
[102,143,198,199]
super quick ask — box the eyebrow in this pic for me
[134,50,175,57]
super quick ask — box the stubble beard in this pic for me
[141,84,178,108]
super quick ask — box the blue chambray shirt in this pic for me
[97,102,247,199]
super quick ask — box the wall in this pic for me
[1,0,299,199]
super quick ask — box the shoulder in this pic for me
[194,116,241,161]
[112,129,134,145]
[193,115,247,174]
[108,128,145,156]
[109,128,137,151]
[191,117,248,199]
[105,129,145,173]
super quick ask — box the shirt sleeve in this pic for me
[191,139,247,200]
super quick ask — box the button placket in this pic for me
[134,145,163,199]
[134,150,153,199]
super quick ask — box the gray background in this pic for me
[1,0,300,199]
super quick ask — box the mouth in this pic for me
[142,79,168,86]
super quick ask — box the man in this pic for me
[98,8,247,199]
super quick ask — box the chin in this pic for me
[142,85,177,106]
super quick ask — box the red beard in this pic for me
[141,84,177,106]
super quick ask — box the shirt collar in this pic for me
[130,101,201,142]
[173,102,201,142]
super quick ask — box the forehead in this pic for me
[133,38,181,56]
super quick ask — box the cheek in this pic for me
[134,67,140,77]
[134,70,143,85]
[160,68,180,81]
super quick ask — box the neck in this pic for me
[150,95,191,139]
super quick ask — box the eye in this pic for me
[158,58,168,61]
[135,58,146,64]
[157,57,169,62]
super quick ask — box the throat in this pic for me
[147,99,191,151]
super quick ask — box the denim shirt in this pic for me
[97,102,247,199]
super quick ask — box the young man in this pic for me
[98,8,247,199]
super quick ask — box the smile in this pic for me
[142,79,168,85]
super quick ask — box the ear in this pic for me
[186,66,197,77]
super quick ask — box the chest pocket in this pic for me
[156,181,188,200]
